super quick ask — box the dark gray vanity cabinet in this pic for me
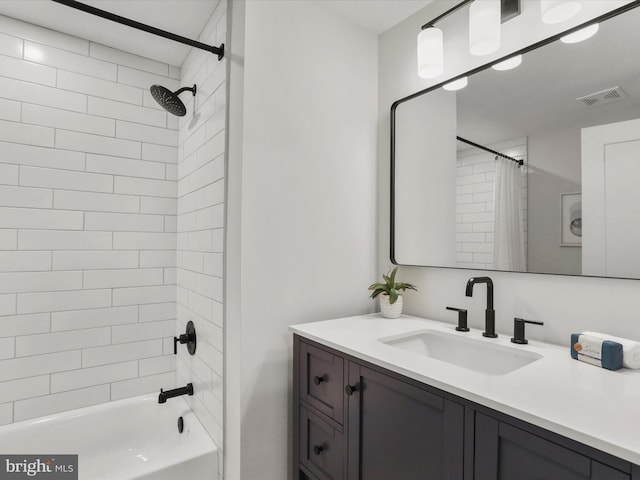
[295,336,464,480]
[474,413,630,480]
[293,335,639,480]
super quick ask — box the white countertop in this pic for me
[290,314,640,466]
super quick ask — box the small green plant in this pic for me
[368,267,418,305]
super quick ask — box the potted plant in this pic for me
[368,267,418,319]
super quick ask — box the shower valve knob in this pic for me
[173,320,197,355]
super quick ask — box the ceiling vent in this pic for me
[576,86,627,108]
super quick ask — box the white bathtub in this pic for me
[0,394,218,480]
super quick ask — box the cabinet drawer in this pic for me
[299,342,344,424]
[300,406,345,480]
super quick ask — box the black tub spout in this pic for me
[158,383,194,404]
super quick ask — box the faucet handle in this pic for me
[173,320,197,356]
[446,306,469,332]
[511,318,544,345]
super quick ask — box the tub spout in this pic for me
[158,383,194,404]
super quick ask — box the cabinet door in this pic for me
[346,363,464,480]
[475,413,630,480]
[593,462,632,480]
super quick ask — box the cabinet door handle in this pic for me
[313,445,324,455]
[313,375,326,385]
[345,384,358,395]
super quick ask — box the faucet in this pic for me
[158,383,194,404]
[465,277,497,338]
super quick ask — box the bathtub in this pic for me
[0,394,218,480]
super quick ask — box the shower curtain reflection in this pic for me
[493,156,526,271]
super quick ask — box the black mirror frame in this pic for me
[390,1,640,279]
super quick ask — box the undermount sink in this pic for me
[379,329,542,376]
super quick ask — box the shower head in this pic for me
[150,84,196,117]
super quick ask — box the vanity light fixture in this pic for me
[541,0,582,24]
[491,54,522,71]
[469,0,501,56]
[417,0,472,79]
[417,0,521,79]
[560,23,599,43]
[417,27,445,79]
[443,77,468,91]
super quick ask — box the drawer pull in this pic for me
[345,384,358,395]
[313,375,327,385]
[313,445,324,455]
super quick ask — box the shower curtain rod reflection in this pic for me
[51,0,225,60]
[457,136,524,166]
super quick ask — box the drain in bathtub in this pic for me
[178,416,184,434]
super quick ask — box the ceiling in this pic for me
[455,5,640,150]
[317,0,433,34]
[0,0,433,67]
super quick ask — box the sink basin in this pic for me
[379,329,542,375]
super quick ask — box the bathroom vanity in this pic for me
[291,315,640,480]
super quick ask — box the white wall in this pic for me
[394,91,457,266]
[225,1,378,478]
[527,125,582,274]
[379,0,640,346]
[175,2,226,478]
[0,15,180,425]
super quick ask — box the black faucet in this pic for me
[511,318,544,344]
[465,277,497,338]
[446,306,469,332]
[158,383,194,404]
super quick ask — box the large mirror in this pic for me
[392,3,640,279]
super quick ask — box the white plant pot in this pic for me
[379,294,403,319]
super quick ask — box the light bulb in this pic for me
[443,77,468,91]
[469,0,501,56]
[560,23,599,44]
[541,0,581,24]
[492,55,522,71]
[417,27,444,79]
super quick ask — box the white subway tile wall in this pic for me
[0,15,178,423]
[175,2,225,474]
[456,139,528,269]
